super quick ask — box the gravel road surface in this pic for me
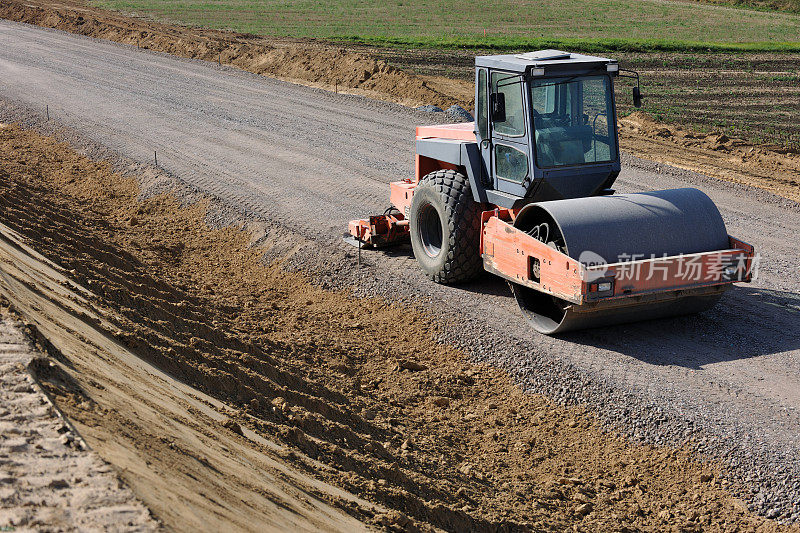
[1,20,799,520]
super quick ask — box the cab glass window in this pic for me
[495,144,528,183]
[531,75,617,168]
[531,84,556,114]
[490,72,525,137]
[477,69,488,139]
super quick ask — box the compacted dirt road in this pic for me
[1,19,799,523]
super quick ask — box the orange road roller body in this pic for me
[347,51,755,333]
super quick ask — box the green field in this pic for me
[93,0,800,52]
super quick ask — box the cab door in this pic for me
[489,71,531,196]
[475,68,491,187]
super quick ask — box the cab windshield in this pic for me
[531,75,617,168]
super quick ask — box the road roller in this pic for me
[347,50,755,334]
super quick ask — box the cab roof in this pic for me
[475,50,617,75]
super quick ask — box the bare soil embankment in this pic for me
[619,112,800,203]
[2,0,799,204]
[0,309,158,531]
[0,124,795,531]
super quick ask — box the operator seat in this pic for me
[535,126,592,167]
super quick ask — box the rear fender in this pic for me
[415,138,488,203]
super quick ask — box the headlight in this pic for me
[589,280,614,294]
[722,265,739,280]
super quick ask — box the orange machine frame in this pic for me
[353,123,478,241]
[480,209,755,305]
[350,123,756,307]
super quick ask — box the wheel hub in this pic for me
[417,202,443,258]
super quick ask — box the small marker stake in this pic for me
[218,53,221,66]
[46,105,49,121]
[154,150,158,167]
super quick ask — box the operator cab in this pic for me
[475,50,640,203]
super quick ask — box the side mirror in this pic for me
[490,92,506,122]
[633,86,642,108]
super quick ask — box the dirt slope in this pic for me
[1,0,799,204]
[0,222,376,533]
[0,310,159,532]
[619,112,800,203]
[1,124,794,531]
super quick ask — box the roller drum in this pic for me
[512,188,731,334]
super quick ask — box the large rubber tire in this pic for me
[409,169,483,284]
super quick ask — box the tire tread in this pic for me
[415,169,483,284]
